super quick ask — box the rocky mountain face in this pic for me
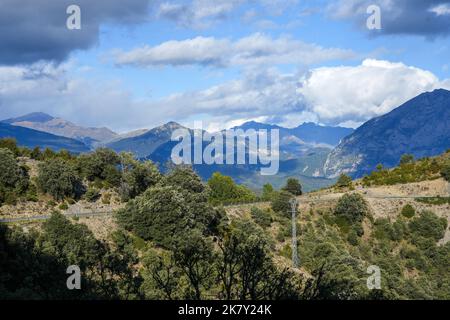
[324,89,450,178]
[2,112,118,148]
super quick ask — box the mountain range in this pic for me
[324,88,450,178]
[1,88,449,190]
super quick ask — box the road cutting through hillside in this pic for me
[0,194,446,223]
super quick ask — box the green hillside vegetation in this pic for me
[361,152,449,186]
[1,139,449,300]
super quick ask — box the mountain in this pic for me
[0,122,89,153]
[2,112,118,148]
[324,89,450,178]
[107,122,187,158]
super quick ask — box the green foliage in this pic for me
[0,148,30,205]
[334,193,369,225]
[207,172,257,205]
[282,178,302,196]
[84,188,101,202]
[401,204,415,218]
[58,202,69,210]
[0,138,19,155]
[250,207,273,228]
[261,183,275,201]
[77,148,121,183]
[415,196,450,205]
[335,174,352,188]
[408,211,447,241]
[270,191,293,215]
[37,158,84,201]
[440,160,450,182]
[362,157,442,186]
[0,148,19,188]
[399,154,414,165]
[119,156,161,201]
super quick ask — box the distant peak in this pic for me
[2,112,54,124]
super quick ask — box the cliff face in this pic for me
[324,89,450,178]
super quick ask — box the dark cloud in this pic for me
[330,0,450,37]
[0,0,153,65]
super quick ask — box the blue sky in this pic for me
[1,0,450,132]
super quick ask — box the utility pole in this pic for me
[289,198,299,268]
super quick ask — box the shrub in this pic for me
[0,148,19,188]
[250,207,272,228]
[85,188,101,202]
[282,178,302,196]
[399,154,414,165]
[440,161,450,182]
[401,204,415,218]
[334,193,369,224]
[335,174,352,188]
[207,172,256,205]
[59,202,69,210]
[37,159,83,201]
[409,211,448,241]
[262,183,275,201]
[271,191,293,215]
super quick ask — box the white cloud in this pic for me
[429,4,450,16]
[2,59,450,133]
[114,33,355,68]
[297,59,450,125]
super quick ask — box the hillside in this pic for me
[1,147,449,300]
[325,89,450,178]
[2,112,118,148]
[0,123,89,153]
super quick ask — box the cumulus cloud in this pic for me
[0,0,153,65]
[328,0,450,37]
[2,59,449,132]
[114,33,355,68]
[298,59,450,126]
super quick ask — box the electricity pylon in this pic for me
[289,198,299,268]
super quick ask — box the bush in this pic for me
[409,211,448,241]
[261,183,275,201]
[441,161,450,182]
[334,193,369,224]
[250,207,272,228]
[84,188,101,202]
[401,204,415,218]
[335,174,352,188]
[282,178,302,196]
[0,148,19,188]
[37,158,84,201]
[271,191,293,215]
[207,172,256,205]
[59,202,69,210]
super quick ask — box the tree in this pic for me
[207,172,256,204]
[400,154,415,165]
[116,186,188,247]
[282,178,302,196]
[335,174,352,188]
[0,148,19,188]
[37,158,83,200]
[119,159,161,201]
[262,183,275,201]
[334,193,369,224]
[409,211,448,241]
[271,191,293,215]
[77,148,121,184]
[142,249,182,300]
[0,138,19,155]
[172,230,215,300]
